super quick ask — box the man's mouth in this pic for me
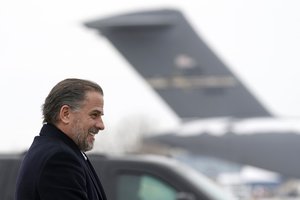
[88,129,99,137]
[88,132,96,136]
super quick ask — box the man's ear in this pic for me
[59,105,71,124]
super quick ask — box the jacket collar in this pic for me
[39,123,82,156]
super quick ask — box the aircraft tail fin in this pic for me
[85,9,271,119]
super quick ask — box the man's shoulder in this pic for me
[30,135,67,152]
[24,136,79,164]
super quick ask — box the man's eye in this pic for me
[91,113,99,118]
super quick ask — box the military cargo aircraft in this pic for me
[84,8,300,179]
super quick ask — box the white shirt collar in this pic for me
[81,151,88,160]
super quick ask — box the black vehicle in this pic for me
[0,153,235,200]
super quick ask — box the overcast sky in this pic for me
[1,0,300,153]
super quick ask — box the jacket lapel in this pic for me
[83,153,107,200]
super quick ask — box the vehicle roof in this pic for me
[88,153,180,167]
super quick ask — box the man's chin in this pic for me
[83,143,94,152]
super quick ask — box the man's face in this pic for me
[69,91,104,152]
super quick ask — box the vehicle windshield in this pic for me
[173,161,237,200]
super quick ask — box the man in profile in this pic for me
[15,78,107,200]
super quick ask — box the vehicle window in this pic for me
[173,161,236,200]
[117,174,177,200]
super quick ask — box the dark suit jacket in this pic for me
[15,123,107,200]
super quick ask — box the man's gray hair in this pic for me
[42,78,103,124]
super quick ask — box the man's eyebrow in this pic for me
[91,110,104,115]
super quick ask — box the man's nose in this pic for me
[96,119,105,130]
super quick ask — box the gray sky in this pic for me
[1,0,300,153]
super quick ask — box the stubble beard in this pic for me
[73,123,94,152]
